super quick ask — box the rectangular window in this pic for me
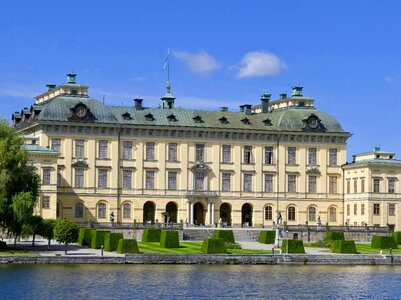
[244,174,252,192]
[42,196,50,209]
[265,174,273,193]
[75,139,85,158]
[346,204,350,216]
[347,180,351,194]
[354,204,357,215]
[75,169,84,188]
[123,141,133,160]
[389,179,395,194]
[195,144,205,162]
[146,142,155,160]
[168,171,177,190]
[308,148,317,166]
[329,176,337,194]
[288,175,296,193]
[265,206,273,220]
[98,169,108,189]
[361,178,365,193]
[222,173,231,192]
[288,147,296,165]
[122,170,132,190]
[146,170,155,189]
[308,176,317,193]
[222,145,231,163]
[168,143,177,161]
[98,140,108,159]
[244,146,252,164]
[195,172,205,191]
[265,146,273,164]
[51,138,61,152]
[353,179,358,194]
[42,168,51,185]
[361,204,365,215]
[389,204,396,216]
[374,179,380,193]
[373,203,380,215]
[329,148,337,166]
[57,168,61,187]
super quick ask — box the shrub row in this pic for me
[392,232,401,244]
[104,232,124,252]
[213,230,235,243]
[325,231,345,242]
[331,240,357,254]
[371,236,398,249]
[201,238,226,254]
[258,231,275,244]
[117,239,140,254]
[77,228,91,246]
[160,230,180,248]
[142,228,161,242]
[281,240,305,254]
[91,230,110,249]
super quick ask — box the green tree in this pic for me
[39,219,57,250]
[0,120,40,243]
[21,215,43,247]
[53,219,79,254]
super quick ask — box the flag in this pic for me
[162,49,170,71]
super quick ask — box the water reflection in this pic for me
[1,265,401,299]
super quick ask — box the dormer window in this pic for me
[376,155,380,159]
[193,115,203,123]
[145,113,155,121]
[263,118,272,126]
[167,114,177,122]
[122,112,132,120]
[71,89,78,95]
[390,155,394,159]
[241,118,251,125]
[219,117,229,124]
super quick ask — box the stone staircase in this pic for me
[183,228,262,242]
[233,229,261,242]
[183,228,213,241]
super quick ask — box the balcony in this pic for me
[186,190,217,198]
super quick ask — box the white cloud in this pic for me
[174,51,221,75]
[236,51,286,78]
[384,76,397,85]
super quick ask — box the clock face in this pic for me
[75,106,87,118]
[308,116,319,129]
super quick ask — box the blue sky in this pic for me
[1,0,401,160]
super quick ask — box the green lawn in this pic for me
[0,248,39,256]
[356,244,401,254]
[138,242,271,254]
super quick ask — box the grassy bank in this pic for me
[0,248,38,256]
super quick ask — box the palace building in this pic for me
[12,73,352,227]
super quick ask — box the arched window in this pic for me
[123,203,131,219]
[288,206,296,221]
[75,202,84,218]
[329,207,337,222]
[98,203,106,219]
[265,206,273,220]
[308,207,316,222]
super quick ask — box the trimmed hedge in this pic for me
[258,231,275,244]
[201,238,226,254]
[104,232,124,252]
[77,228,92,246]
[371,235,398,249]
[331,240,357,254]
[281,240,305,254]
[213,230,235,243]
[392,232,401,244]
[160,230,180,248]
[142,228,161,242]
[117,239,140,254]
[325,231,345,242]
[91,230,111,249]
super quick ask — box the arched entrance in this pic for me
[242,203,253,226]
[220,203,232,226]
[143,201,155,224]
[193,202,205,225]
[165,202,178,223]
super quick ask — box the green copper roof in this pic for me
[344,158,401,167]
[23,144,60,154]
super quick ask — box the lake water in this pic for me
[1,264,401,299]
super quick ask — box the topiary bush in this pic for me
[160,230,180,248]
[91,230,111,249]
[117,239,140,254]
[371,235,398,249]
[258,231,275,244]
[77,228,92,246]
[142,228,161,242]
[201,238,226,254]
[213,230,235,243]
[325,231,345,242]
[281,240,305,254]
[392,232,401,244]
[104,232,124,252]
[331,240,357,254]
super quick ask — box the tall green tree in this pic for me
[39,219,57,250]
[53,219,79,254]
[0,120,40,243]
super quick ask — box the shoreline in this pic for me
[1,254,400,265]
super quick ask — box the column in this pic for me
[190,202,194,225]
[211,202,215,225]
[207,202,211,225]
[187,201,191,224]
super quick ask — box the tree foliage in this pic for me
[40,219,57,249]
[0,120,40,239]
[54,219,79,253]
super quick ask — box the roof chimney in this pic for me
[134,98,143,110]
[219,106,228,112]
[279,93,287,99]
[243,104,252,115]
[260,93,271,113]
[67,73,76,84]
[46,84,56,91]
[291,86,303,97]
